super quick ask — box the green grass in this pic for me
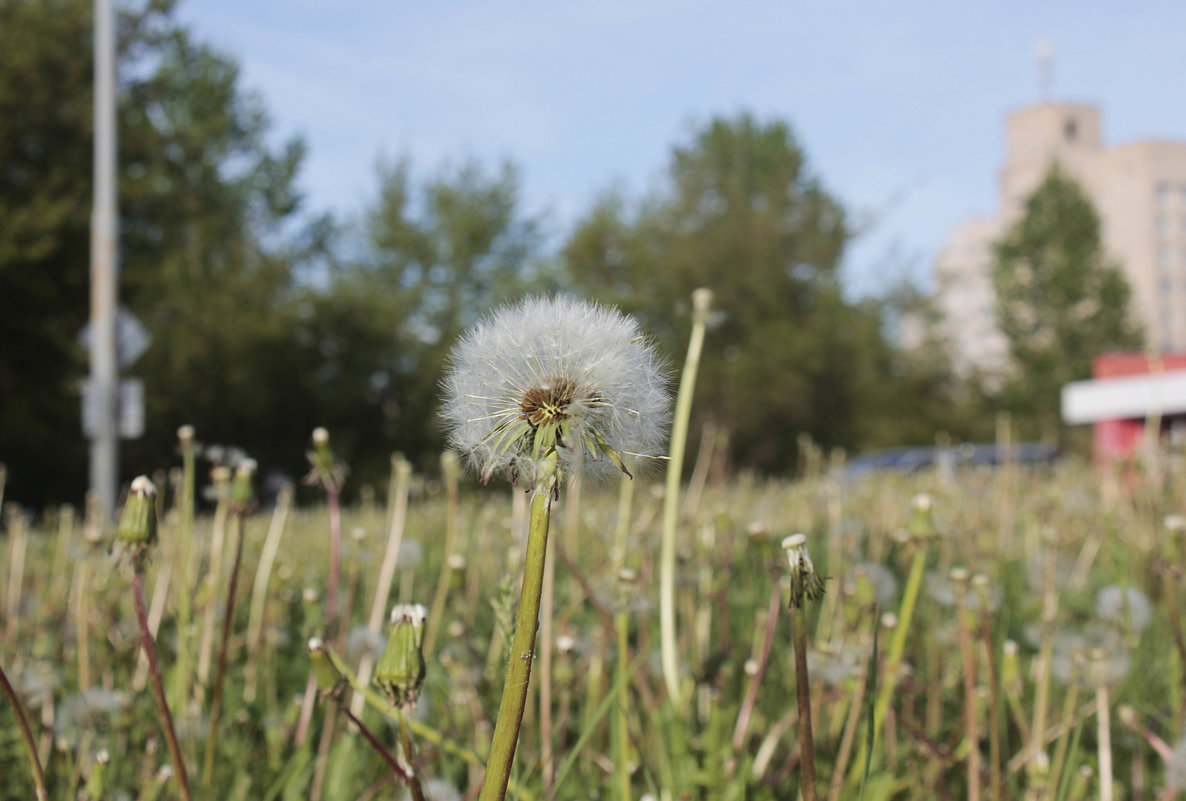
[1,455,1184,800]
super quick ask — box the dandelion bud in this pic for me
[908,493,936,540]
[306,428,344,490]
[782,533,827,609]
[1002,640,1021,692]
[210,465,232,502]
[375,604,428,709]
[85,747,109,798]
[118,476,158,556]
[177,425,195,446]
[231,459,256,508]
[308,637,345,697]
[691,288,714,326]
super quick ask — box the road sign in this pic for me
[79,307,151,367]
[82,378,145,439]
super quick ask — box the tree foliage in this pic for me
[338,157,547,477]
[0,0,336,505]
[992,165,1144,434]
[564,114,949,470]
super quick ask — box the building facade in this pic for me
[935,102,1186,377]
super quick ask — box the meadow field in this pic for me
[1,442,1184,801]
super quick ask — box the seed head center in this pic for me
[519,378,585,427]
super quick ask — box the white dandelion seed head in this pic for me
[847,562,899,607]
[1095,585,1153,632]
[390,603,428,627]
[441,296,669,486]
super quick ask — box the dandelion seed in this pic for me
[847,562,898,607]
[441,296,669,487]
[1094,585,1152,632]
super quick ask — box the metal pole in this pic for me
[89,0,119,520]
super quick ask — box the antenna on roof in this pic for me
[1035,38,1053,102]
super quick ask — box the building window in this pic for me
[1158,215,1169,236]
[1157,182,1171,203]
[1162,275,1174,292]
[1064,118,1078,142]
[1161,247,1173,267]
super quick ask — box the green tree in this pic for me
[0,0,95,504]
[565,114,894,470]
[992,165,1143,436]
[0,0,329,505]
[348,157,548,473]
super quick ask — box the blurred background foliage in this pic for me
[2,0,1134,508]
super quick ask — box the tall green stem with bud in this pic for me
[479,451,558,801]
[783,533,826,801]
[122,476,192,801]
[660,288,712,706]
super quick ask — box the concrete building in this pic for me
[934,102,1186,377]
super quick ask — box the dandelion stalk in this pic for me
[1092,650,1114,801]
[122,477,192,801]
[308,638,411,785]
[244,483,292,703]
[352,454,412,721]
[172,425,197,717]
[202,461,255,787]
[784,534,826,801]
[0,661,48,801]
[480,453,558,801]
[425,450,461,656]
[731,581,781,751]
[615,567,638,801]
[440,296,669,801]
[876,496,933,731]
[197,466,231,688]
[307,427,347,631]
[952,568,980,801]
[660,287,712,706]
[4,507,28,649]
[975,575,1003,801]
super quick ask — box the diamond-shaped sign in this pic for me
[78,307,152,367]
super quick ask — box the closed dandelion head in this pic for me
[442,296,669,487]
[782,533,827,609]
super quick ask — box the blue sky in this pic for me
[179,1,1186,296]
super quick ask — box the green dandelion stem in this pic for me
[133,568,193,801]
[0,661,47,801]
[792,602,819,801]
[478,451,558,801]
[202,506,248,787]
[660,288,712,706]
